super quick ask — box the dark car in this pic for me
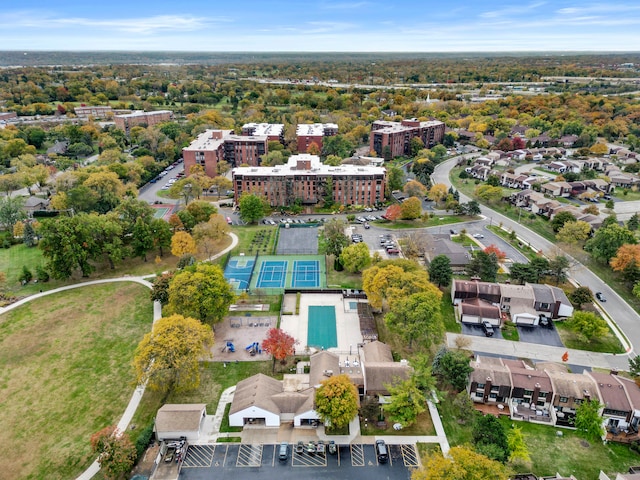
[481,320,495,337]
[595,292,606,302]
[375,440,389,463]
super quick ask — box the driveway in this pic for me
[516,323,564,347]
[461,322,504,339]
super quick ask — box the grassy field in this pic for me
[0,282,152,480]
[360,408,436,436]
[0,244,47,288]
[555,321,625,354]
[441,288,461,333]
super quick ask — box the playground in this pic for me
[210,315,278,362]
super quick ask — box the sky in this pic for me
[0,0,639,52]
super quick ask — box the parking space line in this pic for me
[292,450,327,467]
[351,444,365,466]
[236,444,262,467]
[401,444,419,467]
[182,445,214,468]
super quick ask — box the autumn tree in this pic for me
[507,425,531,466]
[131,217,154,261]
[404,179,427,198]
[384,204,402,221]
[133,314,213,393]
[262,328,298,372]
[411,446,509,480]
[567,311,608,341]
[428,254,453,287]
[0,195,26,231]
[314,374,359,429]
[610,244,640,273]
[385,288,444,349]
[427,183,448,203]
[171,231,196,258]
[384,376,426,427]
[339,242,371,273]
[483,244,506,261]
[193,214,231,259]
[575,399,605,441]
[167,263,235,326]
[475,184,503,204]
[90,425,137,480]
[151,272,173,304]
[362,260,431,310]
[400,196,422,219]
[467,251,499,282]
[556,220,592,244]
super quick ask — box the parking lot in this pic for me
[461,322,504,339]
[517,322,564,347]
[178,443,415,480]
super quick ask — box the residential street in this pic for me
[433,156,639,357]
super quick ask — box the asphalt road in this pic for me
[433,156,639,356]
[138,163,185,205]
[178,443,413,480]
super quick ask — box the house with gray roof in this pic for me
[425,237,470,271]
[154,404,207,441]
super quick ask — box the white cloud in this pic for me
[320,1,370,9]
[480,1,546,19]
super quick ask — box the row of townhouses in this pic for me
[452,279,574,327]
[469,356,640,443]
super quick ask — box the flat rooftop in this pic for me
[233,154,386,178]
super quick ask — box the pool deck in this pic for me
[280,293,363,355]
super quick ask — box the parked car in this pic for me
[481,320,495,337]
[595,292,606,302]
[363,223,370,229]
[375,440,389,463]
[296,441,304,454]
[328,440,337,455]
[279,442,289,462]
[386,248,400,255]
[472,233,484,239]
[306,441,317,455]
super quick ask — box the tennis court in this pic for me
[291,260,321,288]
[307,305,338,349]
[224,256,256,290]
[255,260,288,289]
[248,255,326,292]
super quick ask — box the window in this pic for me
[524,389,533,397]
[575,399,582,405]
[477,383,485,389]
[559,396,568,403]
[538,392,547,398]
[489,393,497,399]
[537,400,545,406]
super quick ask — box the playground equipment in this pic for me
[222,341,235,353]
[245,342,262,356]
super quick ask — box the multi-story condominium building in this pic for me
[114,110,174,134]
[232,154,386,207]
[74,106,114,119]
[296,123,338,153]
[242,123,285,143]
[183,129,269,177]
[369,118,445,158]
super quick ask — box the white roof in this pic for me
[233,154,385,178]
[115,110,172,119]
[296,123,338,136]
[243,123,284,136]
[183,129,232,152]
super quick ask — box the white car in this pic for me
[472,233,484,239]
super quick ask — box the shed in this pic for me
[154,404,207,442]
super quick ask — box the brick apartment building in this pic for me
[0,112,17,122]
[242,123,285,143]
[74,105,114,119]
[232,154,386,207]
[114,110,174,134]
[296,123,338,153]
[369,118,445,158]
[183,129,269,177]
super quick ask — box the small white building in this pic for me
[154,404,207,441]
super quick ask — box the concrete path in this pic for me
[446,332,629,372]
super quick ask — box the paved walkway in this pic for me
[447,333,629,371]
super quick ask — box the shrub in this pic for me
[134,422,155,458]
[36,265,50,282]
[19,265,33,284]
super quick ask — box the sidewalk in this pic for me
[447,332,629,371]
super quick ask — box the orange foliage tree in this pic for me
[610,244,640,272]
[90,425,137,480]
[384,204,402,221]
[262,328,298,372]
[484,244,507,261]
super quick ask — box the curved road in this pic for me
[433,156,638,367]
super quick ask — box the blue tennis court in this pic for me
[255,260,288,289]
[291,260,321,288]
[224,257,255,290]
[307,306,337,349]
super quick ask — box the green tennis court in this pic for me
[307,306,337,350]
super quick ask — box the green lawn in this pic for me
[555,321,625,354]
[500,416,640,479]
[0,282,152,480]
[615,187,640,201]
[0,244,47,289]
[441,288,461,333]
[373,215,480,230]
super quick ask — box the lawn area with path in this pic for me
[0,282,152,480]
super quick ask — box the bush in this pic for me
[19,265,33,284]
[134,422,155,458]
[36,265,50,282]
[177,254,196,269]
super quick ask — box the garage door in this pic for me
[461,314,480,324]
[513,315,536,325]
